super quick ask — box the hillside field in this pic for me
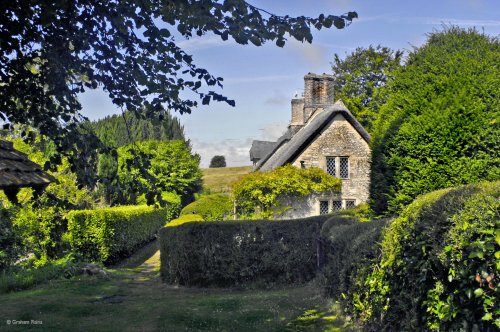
[202,166,252,194]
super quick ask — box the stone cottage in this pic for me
[249,73,371,218]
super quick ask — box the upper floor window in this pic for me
[325,156,349,179]
[326,157,336,176]
[340,157,349,179]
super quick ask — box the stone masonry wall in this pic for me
[291,113,371,206]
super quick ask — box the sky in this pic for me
[79,0,500,168]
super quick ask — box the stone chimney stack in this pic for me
[303,73,334,122]
[290,96,305,130]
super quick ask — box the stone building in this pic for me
[249,73,371,218]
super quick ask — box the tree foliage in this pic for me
[0,1,357,145]
[111,140,202,206]
[89,111,185,148]
[209,155,226,168]
[331,45,402,133]
[232,164,341,219]
[370,27,500,214]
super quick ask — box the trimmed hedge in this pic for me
[67,204,179,264]
[354,181,500,331]
[159,215,330,287]
[180,193,232,221]
[166,214,204,227]
[319,216,388,300]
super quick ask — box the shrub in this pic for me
[180,193,232,221]
[353,181,500,331]
[0,254,82,294]
[67,203,179,264]
[319,216,388,302]
[159,215,330,287]
[167,214,204,227]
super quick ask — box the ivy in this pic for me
[231,165,341,219]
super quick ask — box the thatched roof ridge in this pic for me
[256,100,371,172]
[0,140,55,189]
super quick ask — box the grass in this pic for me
[0,242,358,332]
[202,166,252,194]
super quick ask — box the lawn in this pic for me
[202,166,252,194]
[0,243,358,332]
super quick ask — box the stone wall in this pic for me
[291,113,371,206]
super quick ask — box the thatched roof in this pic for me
[0,140,55,189]
[256,100,371,172]
[249,140,276,162]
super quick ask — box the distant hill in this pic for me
[88,111,185,147]
[202,166,252,194]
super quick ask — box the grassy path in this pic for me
[0,242,357,332]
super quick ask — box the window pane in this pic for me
[326,157,336,176]
[332,201,342,211]
[319,201,329,215]
[340,157,349,179]
[345,200,356,209]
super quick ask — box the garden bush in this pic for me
[67,203,179,264]
[180,193,232,221]
[166,214,204,227]
[159,215,330,287]
[319,216,388,301]
[353,181,500,331]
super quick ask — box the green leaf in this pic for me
[482,313,492,321]
[474,288,484,297]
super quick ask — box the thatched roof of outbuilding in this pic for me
[256,100,371,172]
[0,140,55,189]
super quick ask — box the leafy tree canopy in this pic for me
[0,1,357,145]
[370,27,500,214]
[89,110,185,148]
[331,45,403,133]
[209,155,226,168]
[112,140,202,206]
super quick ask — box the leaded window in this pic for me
[345,200,356,209]
[326,157,336,176]
[319,201,329,215]
[332,200,342,211]
[340,157,349,179]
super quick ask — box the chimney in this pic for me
[303,73,334,122]
[290,96,305,128]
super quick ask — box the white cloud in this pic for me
[176,35,227,52]
[260,122,288,141]
[190,122,288,168]
[191,137,254,168]
[225,74,296,84]
[264,89,290,106]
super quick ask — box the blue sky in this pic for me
[79,0,500,167]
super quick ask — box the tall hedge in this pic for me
[370,27,500,214]
[67,204,179,264]
[354,181,500,331]
[319,216,388,301]
[159,215,330,287]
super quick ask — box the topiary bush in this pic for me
[353,181,500,331]
[180,193,232,221]
[67,203,179,264]
[159,215,330,288]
